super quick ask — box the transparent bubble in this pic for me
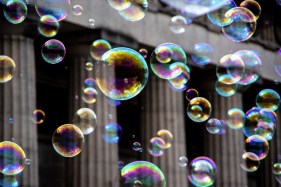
[222,7,256,42]
[73,108,97,135]
[207,0,236,27]
[132,142,142,152]
[150,43,187,79]
[0,175,19,187]
[120,161,166,186]
[273,163,281,175]
[0,55,16,83]
[178,156,188,167]
[191,43,214,66]
[256,89,280,111]
[118,161,125,169]
[24,158,31,165]
[96,47,149,100]
[72,4,83,16]
[0,141,26,175]
[88,18,95,27]
[82,87,98,104]
[102,122,122,143]
[85,62,94,71]
[169,15,187,34]
[187,97,212,122]
[148,137,165,157]
[32,109,45,124]
[245,135,269,160]
[118,0,148,21]
[41,39,66,64]
[188,156,217,187]
[108,0,131,11]
[167,63,190,92]
[206,118,226,134]
[4,0,27,24]
[84,77,96,88]
[38,15,59,37]
[35,0,71,21]
[215,77,237,97]
[90,39,112,61]
[243,107,276,141]
[274,48,281,76]
[227,108,245,129]
[139,48,148,58]
[8,117,14,125]
[240,0,261,20]
[185,88,199,101]
[52,124,84,157]
[240,152,260,172]
[156,129,173,149]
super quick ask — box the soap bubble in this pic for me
[118,161,125,169]
[73,108,97,135]
[167,63,190,91]
[4,0,27,24]
[108,0,131,11]
[139,48,148,58]
[102,122,122,143]
[256,89,280,111]
[245,135,269,160]
[118,0,148,21]
[90,39,112,61]
[169,15,187,34]
[132,142,142,152]
[187,97,212,122]
[84,78,96,88]
[227,108,245,129]
[156,129,173,149]
[240,152,260,172]
[273,163,281,175]
[72,4,83,16]
[206,118,226,134]
[0,55,16,83]
[95,47,149,100]
[38,15,59,37]
[0,176,19,187]
[24,158,31,165]
[85,62,93,71]
[52,124,84,157]
[191,43,214,66]
[215,77,237,97]
[82,87,98,104]
[32,109,45,124]
[148,137,165,157]
[88,19,95,27]
[41,39,66,64]
[178,156,188,167]
[185,89,199,101]
[240,0,261,20]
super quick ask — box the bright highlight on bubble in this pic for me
[85,62,93,71]
[148,137,165,157]
[72,4,83,16]
[102,122,122,143]
[206,118,226,134]
[132,142,142,152]
[245,135,269,160]
[168,63,190,91]
[41,39,66,64]
[4,0,28,24]
[240,152,260,172]
[227,108,245,129]
[108,0,131,11]
[256,89,280,111]
[187,97,212,122]
[156,129,173,149]
[118,0,148,21]
[139,48,148,58]
[73,108,97,135]
[52,124,84,157]
[240,0,261,20]
[185,88,199,101]
[273,163,281,175]
[178,156,188,167]
[169,15,187,34]
[82,87,98,104]
[90,39,112,61]
[32,109,45,124]
[215,77,237,97]
[191,43,214,66]
[0,55,16,83]
[38,15,59,37]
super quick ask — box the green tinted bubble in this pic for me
[38,15,59,37]
[215,77,237,97]
[4,0,27,24]
[256,89,280,111]
[187,97,211,122]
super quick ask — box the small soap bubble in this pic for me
[245,135,269,160]
[108,0,131,11]
[132,142,142,152]
[25,158,31,165]
[187,97,212,122]
[215,77,237,97]
[102,122,122,143]
[178,156,188,167]
[82,87,98,104]
[256,89,280,111]
[38,15,59,37]
[139,48,148,58]
[185,88,199,101]
[206,118,226,134]
[191,43,214,66]
[156,129,173,149]
[90,39,111,61]
[227,108,245,129]
[118,0,148,22]
[73,108,97,135]
[148,137,165,157]
[0,55,16,83]
[8,117,14,124]
[4,0,28,24]
[85,62,93,71]
[72,4,83,16]
[88,19,95,27]
[32,109,45,124]
[169,15,187,34]
[273,163,281,175]
[118,161,124,169]
[240,152,260,172]
[240,0,261,20]
[41,39,66,64]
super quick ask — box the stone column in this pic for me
[67,56,119,187]
[205,92,247,187]
[0,35,39,186]
[140,74,188,187]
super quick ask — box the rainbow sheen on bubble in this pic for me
[169,15,187,34]
[120,161,166,186]
[102,122,122,143]
[0,55,16,83]
[168,63,190,91]
[118,0,148,22]
[156,129,173,149]
[38,15,59,37]
[73,108,97,135]
[240,152,260,172]
[240,0,261,20]
[82,87,98,104]
[256,89,280,111]
[187,97,212,122]
[185,88,199,101]
[206,118,226,134]
[215,77,237,97]
[35,0,71,21]
[148,137,165,157]
[191,43,214,66]
[227,108,245,129]
[0,176,19,187]
[41,39,66,64]
[90,39,112,61]
[85,62,93,71]
[207,0,236,27]
[4,0,27,24]
[52,124,84,157]
[108,0,131,11]
[150,43,187,79]
[84,78,96,88]
[32,109,45,124]
[245,135,269,160]
[273,163,281,175]
[0,141,26,175]
[222,7,256,42]
[107,98,122,106]
[96,47,149,100]
[188,156,217,187]
[139,48,148,58]
[72,4,83,16]
[132,142,142,152]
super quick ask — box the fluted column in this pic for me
[67,56,118,187]
[0,35,39,186]
[140,74,188,187]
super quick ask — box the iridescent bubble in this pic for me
[169,15,187,34]
[273,163,281,175]
[148,137,165,157]
[108,0,131,11]
[102,122,122,143]
[84,78,96,88]
[222,7,256,42]
[0,176,19,187]
[227,108,245,129]
[178,156,188,167]
[85,62,93,71]
[206,118,226,134]
[256,89,280,111]
[32,109,45,124]
[4,0,27,24]
[96,47,149,100]
[188,156,217,187]
[215,77,237,97]
[240,152,260,172]
[207,0,236,27]
[191,43,214,66]
[120,161,166,186]
[185,88,199,101]
[234,50,262,85]
[107,98,122,106]
[118,161,125,169]
[24,158,31,165]
[245,135,269,160]
[41,39,66,64]
[156,129,173,149]
[118,0,148,21]
[88,19,95,27]
[35,0,71,21]
[240,0,261,20]
[73,108,97,135]
[0,141,26,175]
[0,55,16,83]
[167,63,190,91]
[132,142,142,152]
[52,124,84,157]
[82,87,98,104]
[274,48,281,76]
[38,15,59,37]
[72,4,83,16]
[90,39,112,61]
[187,97,212,122]
[150,43,187,79]
[139,48,148,58]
